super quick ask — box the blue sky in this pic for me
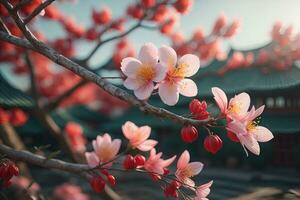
[36,0,300,66]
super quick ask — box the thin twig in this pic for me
[23,0,56,24]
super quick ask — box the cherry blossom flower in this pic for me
[211,87,250,120]
[121,43,167,100]
[175,150,203,188]
[53,183,90,200]
[158,46,200,105]
[195,180,213,200]
[144,149,176,175]
[122,121,157,151]
[227,106,273,155]
[85,134,121,168]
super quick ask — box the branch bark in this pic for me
[23,0,56,24]
[0,0,212,128]
[0,144,122,200]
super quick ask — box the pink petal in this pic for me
[121,57,142,78]
[211,87,228,113]
[229,92,250,116]
[158,82,179,106]
[252,105,265,120]
[187,162,203,176]
[178,79,198,97]
[177,150,190,169]
[123,78,143,90]
[137,139,158,151]
[138,43,158,65]
[139,126,151,141]
[85,152,99,168]
[134,82,154,100]
[226,120,247,136]
[162,155,176,168]
[158,45,177,68]
[240,135,260,155]
[253,126,273,142]
[102,133,112,144]
[184,177,195,188]
[111,139,122,156]
[178,54,200,77]
[153,63,167,82]
[122,121,138,140]
[196,181,213,198]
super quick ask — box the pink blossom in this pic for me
[195,180,213,200]
[144,149,176,175]
[121,43,167,100]
[158,46,200,105]
[227,106,274,155]
[211,87,250,120]
[11,176,40,195]
[122,121,157,151]
[85,133,121,168]
[175,150,203,188]
[53,183,90,200]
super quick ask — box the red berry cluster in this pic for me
[123,154,145,170]
[90,169,116,193]
[0,159,19,188]
[0,108,28,127]
[189,99,210,120]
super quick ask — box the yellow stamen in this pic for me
[137,64,155,81]
[247,121,257,132]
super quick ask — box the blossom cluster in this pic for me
[85,121,213,199]
[121,43,200,106]
[212,87,274,155]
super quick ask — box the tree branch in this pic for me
[0,144,89,176]
[23,0,56,24]
[0,33,211,127]
[0,17,10,34]
[0,1,212,127]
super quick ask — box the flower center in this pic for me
[137,64,155,82]
[98,147,112,162]
[246,121,257,132]
[228,102,242,113]
[173,63,188,78]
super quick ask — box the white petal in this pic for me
[123,78,143,90]
[178,79,198,97]
[253,126,273,142]
[158,82,179,106]
[153,63,167,82]
[134,82,154,100]
[178,54,200,77]
[158,45,177,67]
[121,58,142,78]
[138,43,158,65]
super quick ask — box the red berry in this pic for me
[123,155,136,170]
[141,0,156,8]
[10,109,28,127]
[90,176,105,193]
[227,131,240,143]
[100,169,109,176]
[204,135,223,154]
[107,175,116,187]
[181,126,198,143]
[0,108,10,125]
[134,155,145,166]
[189,99,209,120]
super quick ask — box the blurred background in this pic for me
[1,0,300,199]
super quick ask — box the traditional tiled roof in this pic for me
[0,73,34,109]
